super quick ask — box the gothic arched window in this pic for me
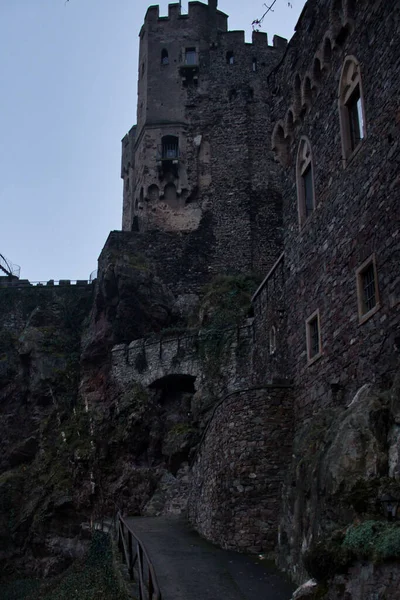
[339,56,366,166]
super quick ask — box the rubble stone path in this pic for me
[125,516,296,600]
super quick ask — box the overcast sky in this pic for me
[0,0,305,282]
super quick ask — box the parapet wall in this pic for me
[0,279,93,288]
[188,385,293,553]
[111,321,255,393]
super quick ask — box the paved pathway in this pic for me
[125,516,295,600]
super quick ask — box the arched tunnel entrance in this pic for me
[148,374,197,475]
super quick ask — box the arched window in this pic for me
[323,37,332,69]
[302,75,313,112]
[312,57,322,84]
[339,56,366,166]
[271,121,290,167]
[296,137,315,227]
[164,183,178,207]
[147,184,159,202]
[161,49,169,65]
[226,51,234,65]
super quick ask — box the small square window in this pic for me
[356,255,380,323]
[185,48,197,65]
[306,310,322,364]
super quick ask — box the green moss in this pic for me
[304,520,400,582]
[343,520,400,562]
[194,274,260,382]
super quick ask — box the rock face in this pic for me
[0,284,93,577]
[278,378,400,583]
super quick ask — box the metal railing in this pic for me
[117,513,161,600]
[0,253,20,278]
[157,143,180,162]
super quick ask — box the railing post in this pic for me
[149,568,154,599]
[128,531,133,580]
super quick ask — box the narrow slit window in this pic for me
[309,318,320,358]
[362,264,376,312]
[161,49,169,65]
[252,57,257,72]
[226,51,234,65]
[303,165,314,218]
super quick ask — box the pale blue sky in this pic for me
[0,0,305,281]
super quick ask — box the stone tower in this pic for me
[121,0,288,279]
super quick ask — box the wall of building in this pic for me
[264,0,400,419]
[188,385,293,553]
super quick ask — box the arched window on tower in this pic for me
[296,137,315,227]
[339,56,366,166]
[226,51,234,65]
[161,49,169,65]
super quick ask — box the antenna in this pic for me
[0,253,20,278]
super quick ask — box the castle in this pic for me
[109,0,400,575]
[0,0,399,592]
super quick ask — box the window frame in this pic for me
[296,137,316,229]
[184,47,197,65]
[339,56,367,167]
[356,254,380,324]
[306,309,322,365]
[161,49,169,65]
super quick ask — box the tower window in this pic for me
[296,137,315,227]
[306,310,322,364]
[185,48,197,65]
[161,49,169,65]
[226,51,234,65]
[339,56,366,166]
[356,255,380,323]
[161,135,179,160]
[252,57,257,72]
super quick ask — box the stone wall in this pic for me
[326,561,400,600]
[263,0,400,420]
[188,385,293,553]
[252,253,288,385]
[111,322,254,395]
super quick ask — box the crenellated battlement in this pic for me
[142,1,228,32]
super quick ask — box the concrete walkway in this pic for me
[125,516,295,600]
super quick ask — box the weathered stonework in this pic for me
[188,386,293,553]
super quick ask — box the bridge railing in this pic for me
[117,512,161,600]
